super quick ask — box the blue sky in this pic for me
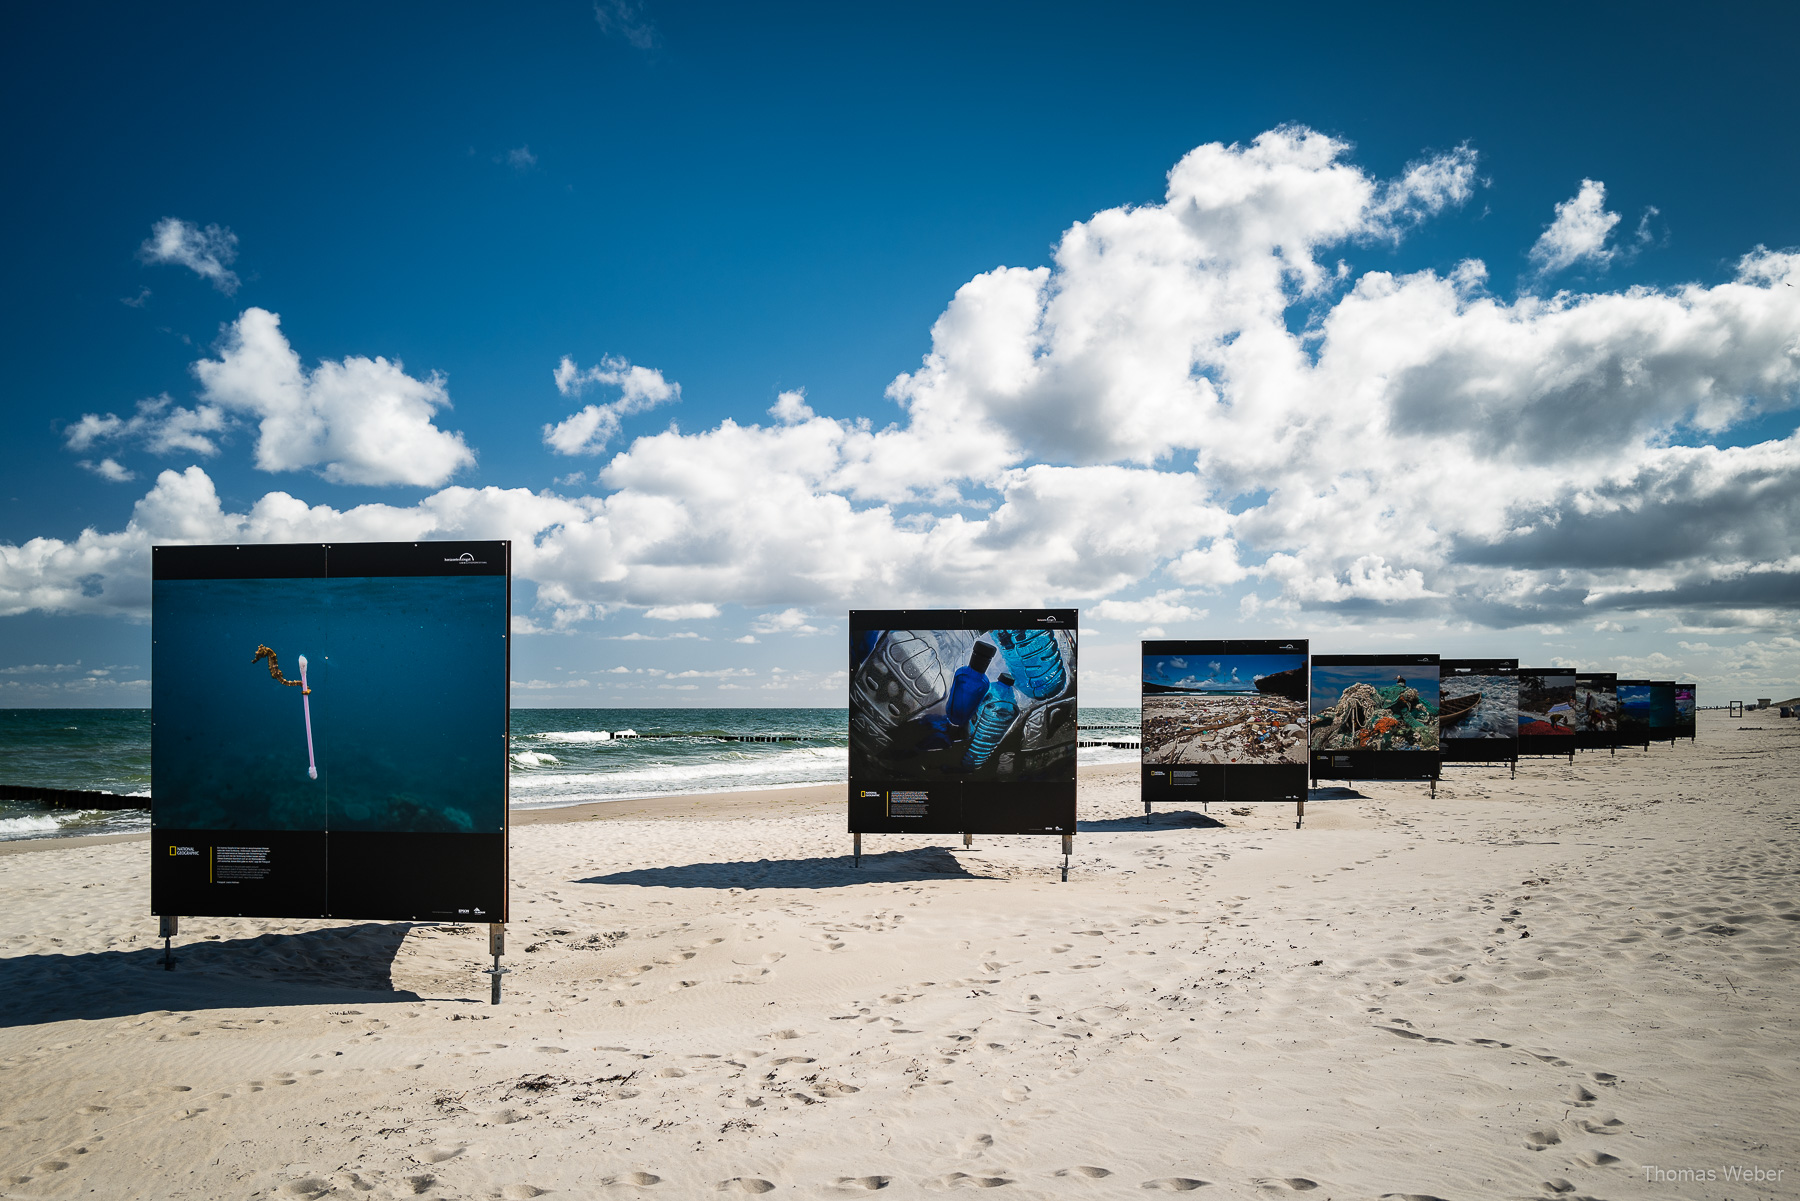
[3,2,1798,707]
[1143,654,1304,692]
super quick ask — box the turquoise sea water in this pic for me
[0,706,1140,840]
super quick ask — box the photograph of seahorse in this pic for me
[849,626,1076,781]
[1309,664,1440,752]
[152,574,506,833]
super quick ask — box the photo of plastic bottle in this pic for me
[962,672,1019,771]
[994,629,1066,699]
[946,641,996,727]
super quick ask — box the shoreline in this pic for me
[0,762,1144,854]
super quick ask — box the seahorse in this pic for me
[253,644,308,691]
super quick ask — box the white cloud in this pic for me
[79,458,136,482]
[544,355,680,455]
[750,608,823,635]
[734,634,759,644]
[138,218,240,294]
[506,145,537,170]
[593,0,656,48]
[769,389,814,424]
[194,308,476,486]
[66,394,227,459]
[9,127,1800,662]
[1530,179,1621,275]
[644,602,720,621]
[1089,590,1208,624]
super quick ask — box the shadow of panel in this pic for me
[577,845,988,890]
[1079,812,1226,831]
[0,922,425,1027]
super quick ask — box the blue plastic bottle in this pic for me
[946,641,997,726]
[961,672,1019,772]
[994,629,1066,699]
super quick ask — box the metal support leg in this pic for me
[963,831,972,848]
[485,923,507,1005]
[159,914,178,971]
[1295,798,1305,830]
[853,832,861,867]
[1061,834,1071,883]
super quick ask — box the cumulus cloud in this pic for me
[544,355,680,455]
[138,218,240,294]
[9,127,1800,647]
[65,394,227,458]
[1530,179,1621,274]
[194,308,476,486]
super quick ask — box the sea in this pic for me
[0,706,1142,842]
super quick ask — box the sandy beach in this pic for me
[1,712,1795,1200]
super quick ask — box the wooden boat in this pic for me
[1438,692,1481,726]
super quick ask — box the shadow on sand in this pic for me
[0,922,429,1027]
[1081,810,1226,831]
[578,844,991,890]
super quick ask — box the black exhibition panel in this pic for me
[1615,679,1653,749]
[1140,638,1308,805]
[1648,681,1679,743]
[848,609,1077,837]
[1439,658,1520,764]
[1517,668,1579,758]
[1308,653,1442,785]
[1574,672,1620,751]
[1675,684,1698,740]
[151,540,511,922]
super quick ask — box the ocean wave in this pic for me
[509,751,562,768]
[0,814,65,838]
[527,730,615,744]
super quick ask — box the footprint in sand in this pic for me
[717,1178,776,1194]
[834,1177,890,1190]
[502,1186,549,1200]
[1541,1180,1576,1195]
[1579,1151,1621,1166]
[604,1172,662,1186]
[1524,1130,1561,1150]
[1139,1179,1207,1192]
[927,1172,1011,1188]
[655,1067,688,1078]
[396,1174,435,1196]
[957,1134,994,1157]
[420,1146,464,1163]
[279,1179,329,1198]
[1052,1166,1112,1178]
[1253,1179,1317,1191]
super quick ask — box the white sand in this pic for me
[1,712,1795,1200]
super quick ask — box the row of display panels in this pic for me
[1141,641,1695,803]
[845,615,1695,835]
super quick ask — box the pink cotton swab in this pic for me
[299,654,318,780]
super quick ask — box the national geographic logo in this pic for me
[169,845,200,856]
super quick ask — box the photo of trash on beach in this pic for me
[1309,663,1440,752]
[1439,672,1518,740]
[848,625,1076,781]
[1141,651,1307,765]
[1518,671,1578,736]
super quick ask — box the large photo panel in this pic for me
[1616,679,1652,747]
[1141,639,1308,802]
[1675,684,1697,739]
[1440,659,1519,762]
[1518,668,1578,757]
[1648,682,1679,742]
[848,610,1077,836]
[152,541,510,921]
[1309,654,1441,782]
[1574,672,1620,750]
